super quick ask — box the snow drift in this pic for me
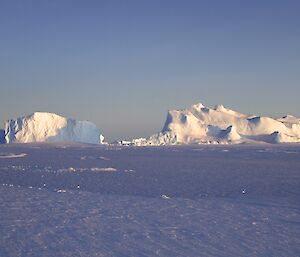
[129,103,300,145]
[4,112,105,144]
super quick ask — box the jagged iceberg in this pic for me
[4,112,105,144]
[128,102,300,145]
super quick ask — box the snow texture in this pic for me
[0,143,299,257]
[4,112,104,144]
[130,102,300,145]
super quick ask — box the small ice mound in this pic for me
[124,169,135,173]
[99,156,110,161]
[132,131,178,146]
[270,131,300,143]
[219,126,241,141]
[148,131,178,145]
[90,167,117,172]
[80,156,110,161]
[0,153,27,159]
[100,134,105,144]
[57,189,67,193]
[247,116,262,124]
[57,145,68,149]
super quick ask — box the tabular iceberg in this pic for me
[129,102,300,145]
[4,112,105,144]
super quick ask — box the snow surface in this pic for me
[0,143,299,257]
[129,102,300,145]
[4,112,105,144]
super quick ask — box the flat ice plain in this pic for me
[0,143,299,257]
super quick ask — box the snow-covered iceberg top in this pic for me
[4,112,105,144]
[125,102,300,145]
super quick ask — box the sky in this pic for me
[0,0,299,141]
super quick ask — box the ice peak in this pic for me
[191,102,205,111]
[281,115,297,120]
[27,112,63,120]
[214,104,227,112]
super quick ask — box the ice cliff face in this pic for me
[130,103,300,145]
[0,129,5,144]
[4,112,104,144]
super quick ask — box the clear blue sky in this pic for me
[0,0,299,141]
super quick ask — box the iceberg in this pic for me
[4,112,105,144]
[128,102,300,145]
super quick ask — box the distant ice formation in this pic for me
[2,104,300,146]
[0,153,27,158]
[4,112,105,144]
[126,102,300,145]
